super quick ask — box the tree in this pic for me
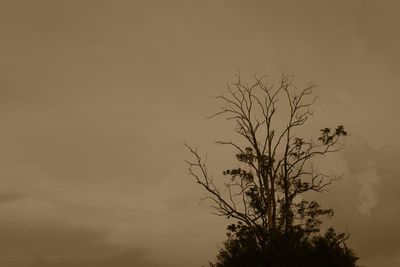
[185,73,358,266]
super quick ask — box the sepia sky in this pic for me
[1,0,400,266]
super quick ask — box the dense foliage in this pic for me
[211,223,358,267]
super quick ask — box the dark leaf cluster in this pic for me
[235,147,255,164]
[210,224,359,267]
[318,125,347,145]
[223,168,254,183]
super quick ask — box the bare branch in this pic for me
[185,73,348,240]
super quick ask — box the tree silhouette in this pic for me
[210,224,358,267]
[186,73,359,266]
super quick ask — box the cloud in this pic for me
[0,193,25,205]
[318,137,400,266]
[0,220,163,267]
[356,168,380,216]
[28,249,163,267]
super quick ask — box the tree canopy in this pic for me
[186,73,358,267]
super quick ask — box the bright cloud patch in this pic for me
[356,168,380,215]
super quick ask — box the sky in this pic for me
[0,0,400,266]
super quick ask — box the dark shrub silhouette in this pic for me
[211,223,358,267]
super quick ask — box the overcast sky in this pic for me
[1,0,400,266]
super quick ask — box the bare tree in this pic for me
[185,73,347,245]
